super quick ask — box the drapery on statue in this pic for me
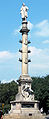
[20,3,29,20]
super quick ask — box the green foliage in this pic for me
[31,75,49,113]
[0,81,18,113]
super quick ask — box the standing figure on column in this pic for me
[20,3,29,20]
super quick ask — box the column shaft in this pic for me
[22,33,28,75]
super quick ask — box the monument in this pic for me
[10,3,40,116]
[7,4,45,119]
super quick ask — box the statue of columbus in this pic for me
[20,3,29,20]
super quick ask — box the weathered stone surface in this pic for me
[3,114,45,119]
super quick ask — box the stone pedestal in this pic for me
[10,75,39,115]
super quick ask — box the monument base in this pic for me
[10,100,39,115]
[3,113,45,119]
[10,75,40,116]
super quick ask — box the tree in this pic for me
[0,81,18,113]
[31,76,49,113]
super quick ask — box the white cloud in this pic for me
[14,29,19,35]
[0,51,19,63]
[0,50,21,64]
[0,51,16,60]
[29,46,49,58]
[27,21,34,30]
[35,20,49,37]
[29,46,42,56]
[36,20,48,28]
[0,51,12,59]
[13,25,22,35]
[1,78,17,84]
[29,64,49,70]
[28,46,49,76]
[42,40,49,44]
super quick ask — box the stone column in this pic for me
[22,22,28,75]
[19,20,30,76]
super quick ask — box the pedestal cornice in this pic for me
[18,75,32,82]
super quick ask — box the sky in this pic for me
[0,0,49,83]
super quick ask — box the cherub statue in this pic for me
[20,3,29,20]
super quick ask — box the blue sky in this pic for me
[0,0,49,83]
